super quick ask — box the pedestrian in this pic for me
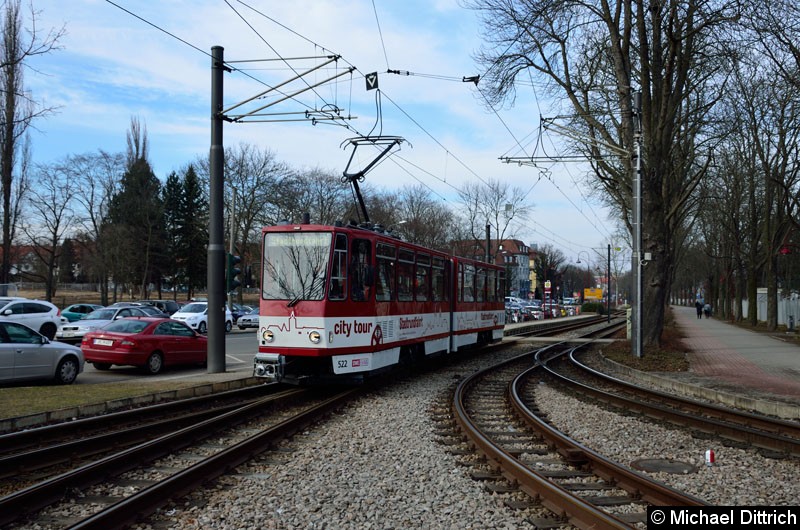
[695,300,703,319]
[703,303,712,319]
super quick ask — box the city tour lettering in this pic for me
[333,320,374,337]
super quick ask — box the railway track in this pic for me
[0,386,361,529]
[451,318,800,528]
[546,350,800,458]
[0,314,667,529]
[504,313,622,339]
[0,384,283,461]
[451,324,709,529]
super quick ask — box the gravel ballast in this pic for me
[131,347,799,529]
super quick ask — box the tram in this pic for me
[252,220,505,384]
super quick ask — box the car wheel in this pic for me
[40,322,57,340]
[54,356,79,384]
[93,363,112,370]
[198,321,207,334]
[144,352,164,375]
[225,320,232,333]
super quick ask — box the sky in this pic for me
[24,0,622,268]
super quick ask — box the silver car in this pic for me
[0,321,84,385]
[56,306,149,343]
[237,308,260,330]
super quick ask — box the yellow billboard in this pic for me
[584,288,603,300]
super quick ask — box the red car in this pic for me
[81,317,207,374]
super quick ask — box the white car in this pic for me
[0,321,84,384]
[171,302,233,333]
[0,297,65,340]
[56,306,149,343]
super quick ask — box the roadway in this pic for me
[76,328,258,384]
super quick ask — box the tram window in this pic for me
[397,248,414,302]
[476,268,486,302]
[432,257,446,302]
[329,234,347,300]
[262,231,331,301]
[416,253,430,301]
[350,239,373,302]
[486,269,497,302]
[377,244,396,259]
[463,263,475,302]
[457,263,464,302]
[376,243,396,302]
[499,270,506,300]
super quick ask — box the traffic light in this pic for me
[226,253,242,292]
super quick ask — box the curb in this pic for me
[1,376,262,433]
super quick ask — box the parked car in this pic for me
[136,305,170,318]
[524,303,543,320]
[230,303,252,322]
[237,307,260,330]
[0,297,65,340]
[0,321,84,384]
[81,317,207,374]
[137,299,181,316]
[56,306,149,343]
[106,301,145,308]
[61,303,104,322]
[543,303,561,318]
[170,302,233,334]
[505,302,526,323]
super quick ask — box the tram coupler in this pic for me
[253,353,284,382]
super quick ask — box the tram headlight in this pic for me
[309,331,321,344]
[262,330,274,343]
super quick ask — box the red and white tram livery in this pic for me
[253,221,506,384]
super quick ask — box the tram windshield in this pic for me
[262,232,332,303]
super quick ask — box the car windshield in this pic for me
[0,299,17,311]
[262,231,331,302]
[103,319,150,333]
[84,309,117,321]
[180,303,207,314]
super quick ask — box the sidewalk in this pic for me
[672,305,800,401]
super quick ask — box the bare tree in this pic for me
[68,150,125,304]
[391,184,455,251]
[296,167,352,226]
[730,59,800,329]
[126,116,149,169]
[0,0,64,284]
[742,1,800,91]
[19,161,78,299]
[533,243,567,300]
[456,177,531,260]
[347,184,401,228]
[465,0,737,348]
[218,143,293,301]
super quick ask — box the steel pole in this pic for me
[485,224,491,263]
[208,46,226,373]
[607,243,611,322]
[633,90,643,358]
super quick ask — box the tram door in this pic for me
[329,234,347,300]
